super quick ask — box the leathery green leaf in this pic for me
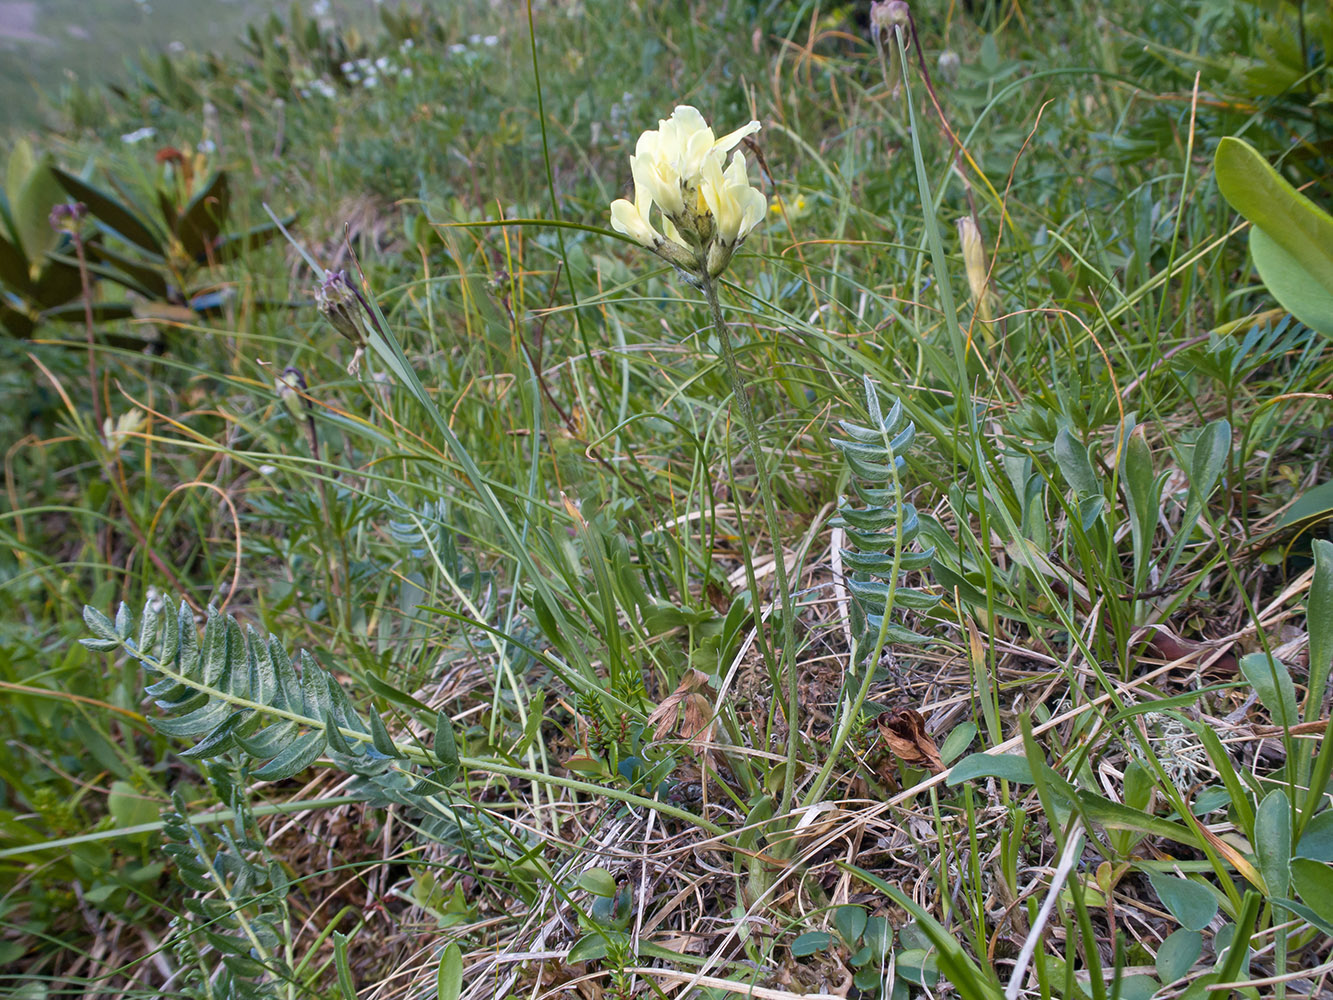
[1214,137,1333,336]
[436,941,463,1000]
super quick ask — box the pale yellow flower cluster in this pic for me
[609,106,766,279]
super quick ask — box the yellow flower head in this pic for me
[609,106,766,277]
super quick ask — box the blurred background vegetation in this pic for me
[0,0,404,130]
[2,0,1332,996]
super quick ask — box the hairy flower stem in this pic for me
[701,273,802,817]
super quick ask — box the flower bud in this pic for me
[102,407,145,452]
[937,49,960,84]
[275,367,309,421]
[958,217,998,344]
[49,202,87,233]
[316,269,370,346]
[870,0,911,46]
[705,240,732,279]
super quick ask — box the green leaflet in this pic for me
[834,376,940,661]
[81,600,401,786]
[1214,137,1333,336]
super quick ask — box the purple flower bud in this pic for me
[48,201,88,232]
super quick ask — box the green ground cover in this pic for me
[0,0,383,130]
[1,1,1332,997]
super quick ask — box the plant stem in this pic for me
[70,224,104,435]
[700,273,802,816]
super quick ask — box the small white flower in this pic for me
[448,43,466,54]
[363,75,378,88]
[375,56,391,72]
[120,126,156,144]
[197,139,216,154]
[468,33,482,44]
[483,35,499,46]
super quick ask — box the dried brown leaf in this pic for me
[879,708,945,775]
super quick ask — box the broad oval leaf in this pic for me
[1054,428,1100,497]
[895,948,939,986]
[1296,810,1333,861]
[577,868,618,898]
[834,904,867,945]
[1254,789,1292,897]
[436,941,463,1000]
[567,932,611,965]
[1189,419,1231,502]
[790,931,833,957]
[1215,137,1333,336]
[1251,228,1333,337]
[1239,652,1299,730]
[939,722,977,765]
[1147,872,1217,931]
[863,915,892,954]
[946,752,1034,785]
[1155,927,1201,984]
[107,780,159,830]
[1291,857,1333,928]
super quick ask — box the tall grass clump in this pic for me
[1,1,1332,998]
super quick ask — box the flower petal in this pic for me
[713,119,761,154]
[610,198,658,248]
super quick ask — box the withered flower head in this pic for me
[316,268,370,346]
[645,669,718,754]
